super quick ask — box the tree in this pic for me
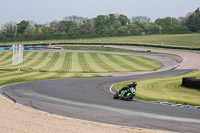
[81,19,95,35]
[24,26,36,39]
[116,26,128,36]
[134,21,148,33]
[107,14,120,29]
[94,15,107,35]
[131,16,151,23]
[134,21,161,34]
[0,31,6,42]
[186,8,200,32]
[101,25,115,36]
[67,21,80,38]
[128,23,142,35]
[64,15,86,25]
[57,21,69,33]
[2,21,17,38]
[49,20,59,33]
[151,24,162,34]
[118,14,129,26]
[35,24,51,40]
[178,16,187,26]
[107,14,116,25]
[0,10,198,42]
[154,17,180,34]
[17,20,29,34]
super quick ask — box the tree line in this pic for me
[0,8,199,42]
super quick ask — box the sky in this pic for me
[0,0,199,25]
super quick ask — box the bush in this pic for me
[182,77,200,89]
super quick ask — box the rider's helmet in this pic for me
[132,82,137,87]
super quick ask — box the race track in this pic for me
[1,47,200,133]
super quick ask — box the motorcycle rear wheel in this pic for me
[123,94,133,101]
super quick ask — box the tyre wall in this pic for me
[182,77,200,89]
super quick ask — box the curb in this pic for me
[155,101,200,110]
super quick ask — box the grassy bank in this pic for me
[0,70,108,86]
[1,34,200,48]
[112,70,200,106]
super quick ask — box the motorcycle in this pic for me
[113,87,136,101]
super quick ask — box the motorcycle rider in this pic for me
[118,81,137,96]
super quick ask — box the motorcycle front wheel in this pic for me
[113,94,119,99]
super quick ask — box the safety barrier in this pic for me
[182,77,200,89]
[0,44,61,51]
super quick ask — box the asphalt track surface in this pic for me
[1,48,200,133]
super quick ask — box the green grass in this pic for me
[0,50,161,87]
[83,53,107,72]
[40,52,60,70]
[60,45,139,53]
[78,53,95,72]
[0,70,107,86]
[112,70,200,106]
[60,52,72,72]
[30,52,49,67]
[1,34,200,48]
[0,50,161,74]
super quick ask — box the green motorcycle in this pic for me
[113,87,136,101]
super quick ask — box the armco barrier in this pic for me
[182,77,200,89]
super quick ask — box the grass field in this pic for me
[0,51,161,73]
[112,70,200,106]
[0,51,161,86]
[0,70,105,86]
[1,34,200,48]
